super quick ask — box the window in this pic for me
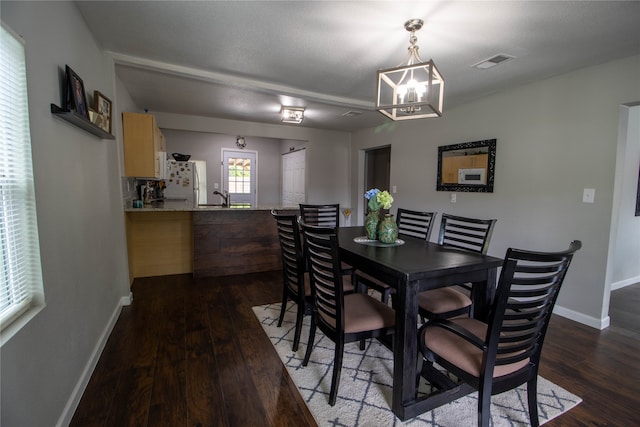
[222,149,256,206]
[1,22,44,343]
[227,157,252,194]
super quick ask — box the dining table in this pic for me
[337,226,503,421]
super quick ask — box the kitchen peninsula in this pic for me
[124,203,297,282]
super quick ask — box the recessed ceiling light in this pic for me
[472,54,515,70]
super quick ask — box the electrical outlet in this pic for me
[392,185,397,194]
[214,182,219,190]
[582,188,595,203]
[450,193,457,203]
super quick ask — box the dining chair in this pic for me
[356,209,437,304]
[299,221,395,406]
[299,203,340,227]
[417,240,581,427]
[271,210,313,352]
[272,210,354,352]
[418,214,497,322]
[300,203,355,277]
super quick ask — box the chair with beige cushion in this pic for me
[299,203,340,227]
[299,221,395,406]
[272,210,354,351]
[418,240,581,427]
[272,210,313,351]
[418,214,497,322]
[300,203,354,276]
[356,209,437,304]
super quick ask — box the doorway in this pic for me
[364,146,391,218]
[222,149,257,206]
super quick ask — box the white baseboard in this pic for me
[610,275,640,291]
[553,304,610,330]
[56,293,131,427]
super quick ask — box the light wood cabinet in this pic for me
[122,112,166,178]
[441,153,488,184]
[125,211,193,283]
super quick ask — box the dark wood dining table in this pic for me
[338,226,503,421]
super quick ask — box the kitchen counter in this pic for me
[124,203,298,281]
[192,208,297,277]
[125,200,297,212]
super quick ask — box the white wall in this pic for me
[351,55,640,329]
[1,2,131,426]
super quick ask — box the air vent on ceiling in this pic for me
[472,53,515,70]
[342,110,363,118]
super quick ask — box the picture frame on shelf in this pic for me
[64,65,89,119]
[93,90,112,133]
[88,108,105,131]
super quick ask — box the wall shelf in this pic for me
[50,104,115,139]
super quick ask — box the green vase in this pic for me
[378,214,399,244]
[365,210,380,240]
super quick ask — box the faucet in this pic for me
[213,190,230,207]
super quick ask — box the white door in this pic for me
[222,149,257,206]
[282,149,306,206]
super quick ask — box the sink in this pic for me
[198,204,225,208]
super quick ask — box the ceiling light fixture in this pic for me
[236,136,246,149]
[376,19,444,120]
[281,107,304,124]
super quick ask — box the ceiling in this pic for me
[76,1,640,132]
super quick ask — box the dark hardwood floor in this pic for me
[71,272,639,427]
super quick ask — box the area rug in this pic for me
[253,302,582,427]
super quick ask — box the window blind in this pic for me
[0,22,44,334]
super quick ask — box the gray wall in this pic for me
[153,112,352,207]
[160,129,285,205]
[1,2,131,426]
[350,54,640,328]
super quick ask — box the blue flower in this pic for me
[364,188,380,200]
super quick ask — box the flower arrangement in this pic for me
[364,188,394,212]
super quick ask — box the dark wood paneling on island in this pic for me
[193,209,297,278]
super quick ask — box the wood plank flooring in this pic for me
[71,273,639,427]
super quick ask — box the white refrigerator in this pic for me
[164,160,199,205]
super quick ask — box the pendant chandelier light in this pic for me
[376,19,444,120]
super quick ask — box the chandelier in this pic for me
[376,19,444,120]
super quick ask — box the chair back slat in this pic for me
[396,209,436,240]
[300,221,344,331]
[272,211,305,297]
[299,204,340,228]
[438,214,497,254]
[486,241,581,369]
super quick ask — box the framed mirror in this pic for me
[436,139,496,192]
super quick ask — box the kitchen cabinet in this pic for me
[125,211,193,283]
[123,112,166,178]
[441,153,488,184]
[193,209,297,278]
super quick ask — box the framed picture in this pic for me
[64,65,89,119]
[93,90,112,133]
[436,139,496,193]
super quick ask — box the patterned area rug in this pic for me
[253,302,582,427]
